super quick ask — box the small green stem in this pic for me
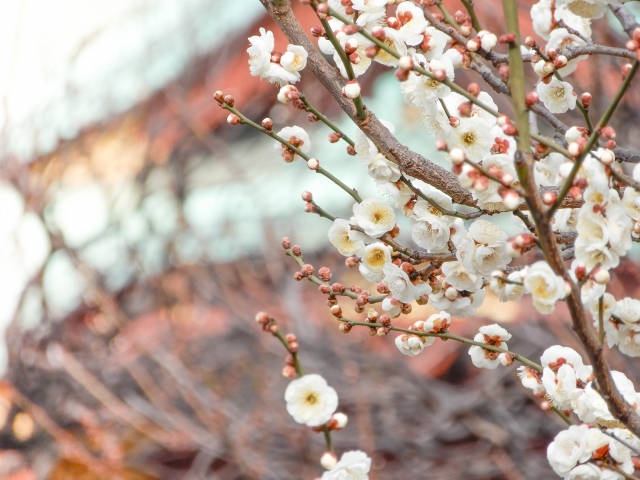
[314,4,367,120]
[338,317,543,371]
[401,175,484,220]
[285,249,387,303]
[549,60,639,217]
[301,96,355,147]
[222,103,361,203]
[323,425,334,453]
[437,2,461,31]
[274,330,305,376]
[550,406,573,425]
[312,201,336,221]
[439,98,452,119]
[577,102,594,134]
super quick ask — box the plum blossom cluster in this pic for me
[230,0,640,476]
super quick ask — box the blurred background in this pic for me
[1,0,640,478]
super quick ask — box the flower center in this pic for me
[367,249,386,268]
[551,86,566,100]
[461,131,477,147]
[305,392,319,405]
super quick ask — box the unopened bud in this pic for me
[227,113,241,125]
[262,118,274,131]
[499,33,516,44]
[449,116,460,127]
[599,149,615,166]
[398,55,414,70]
[307,158,320,170]
[593,268,610,285]
[330,305,343,317]
[436,139,448,151]
[467,83,481,97]
[328,132,341,143]
[622,63,633,78]
[339,322,353,333]
[497,114,510,127]
[554,55,567,69]
[255,311,270,324]
[301,264,315,276]
[331,283,346,293]
[307,113,319,122]
[387,17,400,29]
[214,90,224,103]
[377,282,390,294]
[626,39,639,51]
[269,324,279,334]
[401,303,412,314]
[371,25,385,39]
[580,92,592,109]
[525,91,539,106]
[292,245,302,256]
[543,191,557,205]
[342,80,361,99]
[345,38,359,55]
[502,124,517,136]
[331,412,348,430]
[568,186,583,200]
[345,256,360,268]
[568,142,582,157]
[601,126,616,139]
[467,38,480,52]
[498,64,509,79]
[285,333,297,343]
[282,365,296,378]
[321,452,338,470]
[449,148,466,165]
[318,267,332,282]
[288,341,299,353]
[524,36,537,48]
[223,95,235,106]
[395,68,410,82]
[502,190,520,210]
[303,202,315,213]
[301,191,313,202]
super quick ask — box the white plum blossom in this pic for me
[537,77,577,114]
[285,374,338,427]
[468,324,512,369]
[546,28,588,76]
[564,463,602,480]
[321,450,371,480]
[424,311,452,334]
[382,263,432,304]
[531,0,592,40]
[457,220,510,276]
[547,424,593,477]
[273,126,311,160]
[523,261,566,314]
[396,2,428,45]
[395,332,428,357]
[247,28,274,77]
[373,28,408,67]
[401,57,454,109]
[328,218,365,257]
[441,261,483,292]
[541,345,585,370]
[411,216,450,253]
[353,199,396,237]
[446,116,494,162]
[359,263,384,284]
[542,363,578,410]
[361,242,392,273]
[518,366,546,397]
[280,45,308,73]
[573,371,640,427]
[351,0,386,26]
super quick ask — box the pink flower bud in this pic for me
[319,284,331,294]
[433,69,446,82]
[223,95,235,106]
[301,264,315,276]
[501,173,514,186]
[371,26,385,39]
[467,83,480,97]
[498,65,509,79]
[282,365,296,378]
[330,412,348,430]
[502,189,520,210]
[331,283,346,293]
[330,305,343,318]
[262,118,273,130]
[497,114,510,127]
[318,267,332,282]
[387,17,400,29]
[449,116,460,127]
[525,92,539,106]
[255,311,270,324]
[288,341,299,353]
[377,282,389,294]
[301,191,313,202]
[626,39,639,51]
[546,48,558,60]
[600,126,616,139]
[473,176,489,192]
[622,63,633,78]
[499,33,516,44]
[568,186,583,200]
[226,113,242,125]
[214,90,224,103]
[502,124,517,136]
[580,92,592,108]
[307,158,320,170]
[395,68,410,82]
[292,245,302,256]
[460,23,472,36]
[599,149,615,166]
[328,132,341,143]
[542,191,557,205]
[345,38,359,55]
[345,256,360,268]
[339,322,353,333]
[524,36,537,48]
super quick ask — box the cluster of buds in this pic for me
[574,263,611,285]
[355,289,372,313]
[314,412,348,436]
[256,311,279,334]
[452,10,473,36]
[294,260,315,281]
[277,85,301,104]
[497,114,517,137]
[491,137,511,155]
[625,28,640,61]
[282,352,298,378]
[466,30,498,52]
[374,312,392,337]
[301,190,318,214]
[310,25,326,38]
[506,233,536,258]
[282,237,302,257]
